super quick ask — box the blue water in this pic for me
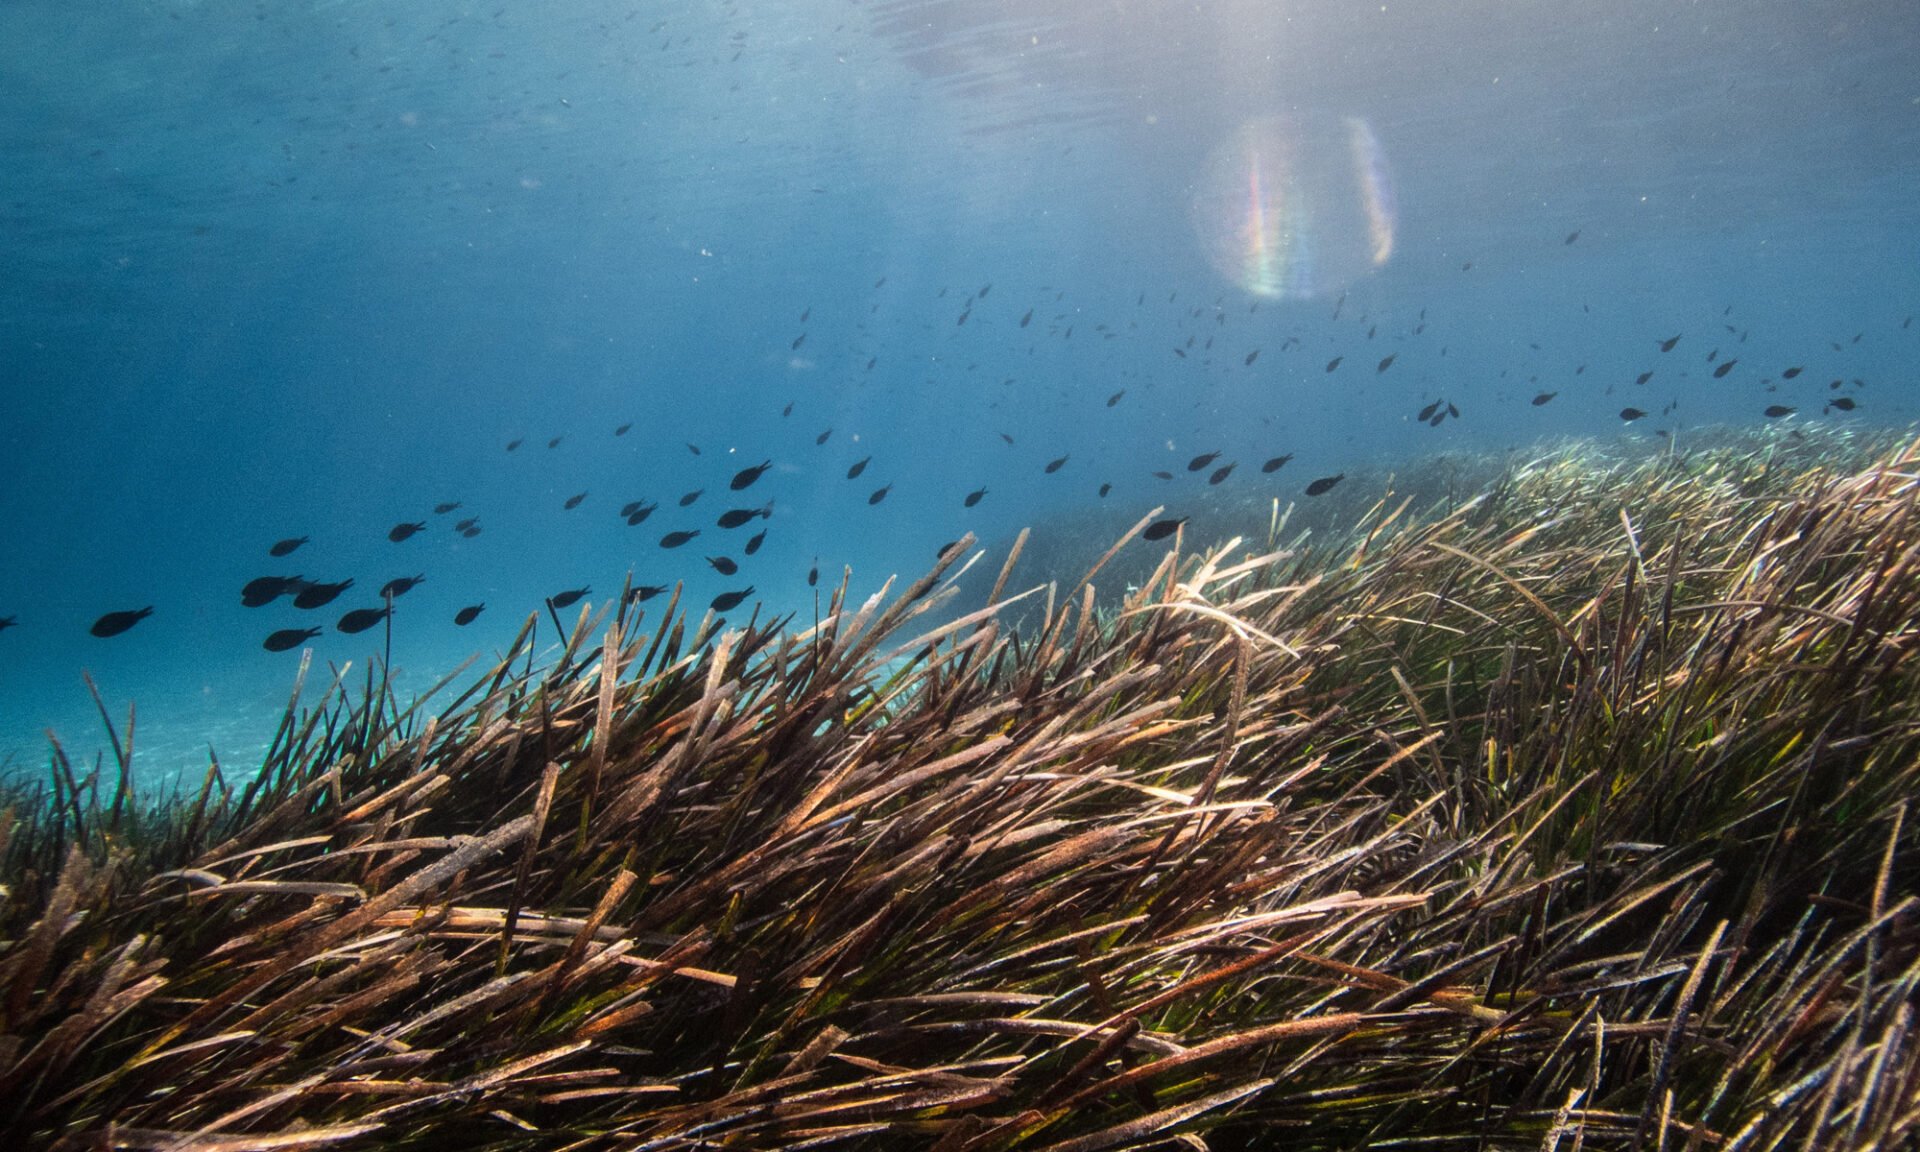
[4,0,1918,786]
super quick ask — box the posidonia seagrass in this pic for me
[5,425,1920,1151]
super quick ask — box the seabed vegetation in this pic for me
[6,426,1920,1150]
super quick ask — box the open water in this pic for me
[3,0,1916,787]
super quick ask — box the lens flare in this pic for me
[1191,114,1397,300]
[1349,117,1396,267]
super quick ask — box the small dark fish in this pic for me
[1019,308,1033,328]
[433,502,462,515]
[847,456,871,479]
[1208,463,1235,485]
[1377,354,1396,373]
[1620,407,1647,421]
[564,491,587,510]
[999,432,1015,445]
[1152,470,1173,481]
[1262,454,1293,473]
[1187,451,1220,472]
[269,535,308,557]
[454,603,485,626]
[964,487,987,507]
[242,575,303,607]
[1531,392,1556,406]
[381,574,426,599]
[957,309,970,325]
[1325,356,1343,372]
[791,333,806,350]
[0,616,14,632]
[978,282,991,298]
[263,627,321,652]
[547,436,563,449]
[744,529,766,555]
[461,525,482,539]
[621,500,645,518]
[868,484,892,505]
[808,561,819,587]
[1826,396,1858,412]
[626,502,657,526]
[1763,405,1796,418]
[549,586,590,609]
[615,422,632,436]
[388,521,425,543]
[1244,349,1260,366]
[687,442,701,455]
[337,606,390,634]
[1417,399,1442,422]
[1781,366,1803,379]
[1107,389,1125,407]
[506,438,524,451]
[294,579,353,609]
[1044,454,1069,474]
[1564,229,1580,245]
[1098,482,1112,497]
[660,530,699,548]
[1636,371,1654,385]
[706,555,739,576]
[710,586,755,613]
[1305,474,1345,497]
[730,459,772,490]
[679,488,704,507]
[628,585,666,602]
[800,306,810,322]
[455,517,479,532]
[782,402,794,417]
[1172,347,1186,358]
[1713,359,1737,379]
[1142,517,1187,542]
[1448,403,1460,419]
[1658,334,1681,352]
[717,503,771,529]
[816,427,832,445]
[90,607,153,638]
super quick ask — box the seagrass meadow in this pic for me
[6,426,1920,1151]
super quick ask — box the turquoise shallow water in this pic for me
[3,0,1917,788]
